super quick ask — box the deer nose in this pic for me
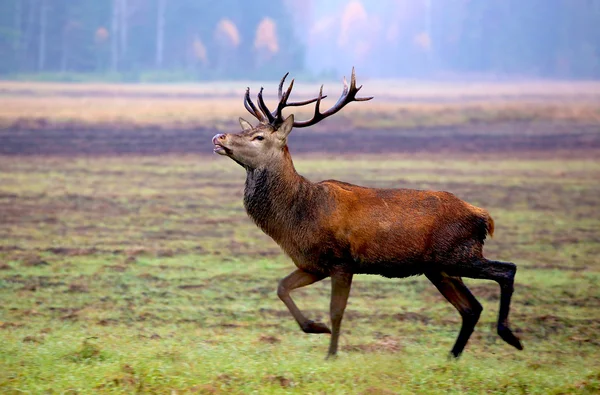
[212,133,227,145]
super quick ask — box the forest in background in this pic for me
[0,0,599,81]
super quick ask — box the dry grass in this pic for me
[0,96,242,130]
[1,80,599,131]
[2,79,600,99]
[1,96,599,132]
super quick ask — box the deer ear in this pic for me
[275,114,294,140]
[239,117,253,131]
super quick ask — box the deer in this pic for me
[212,68,523,359]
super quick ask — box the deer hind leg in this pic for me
[277,269,331,334]
[426,271,483,358]
[327,271,353,358]
[446,258,523,351]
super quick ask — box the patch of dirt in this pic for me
[106,264,128,272]
[0,321,24,329]
[533,314,565,333]
[258,334,281,344]
[44,247,99,256]
[137,273,161,281]
[0,263,12,270]
[361,387,398,395]
[20,283,38,292]
[19,309,41,317]
[188,384,221,394]
[258,308,294,318]
[264,375,294,388]
[97,318,119,326]
[469,284,499,301]
[67,282,89,293]
[393,312,431,324]
[60,311,80,320]
[157,264,202,271]
[19,253,49,267]
[517,315,600,344]
[122,255,137,264]
[22,335,43,343]
[178,284,205,290]
[528,263,588,271]
[343,337,403,353]
[136,312,162,322]
[1,122,598,156]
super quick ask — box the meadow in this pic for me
[0,81,599,393]
[1,79,600,131]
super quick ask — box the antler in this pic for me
[243,67,372,128]
[293,67,373,128]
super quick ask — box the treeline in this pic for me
[0,0,599,81]
[310,0,600,79]
[431,0,600,79]
[0,0,301,80]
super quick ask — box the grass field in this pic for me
[1,148,599,393]
[1,80,599,131]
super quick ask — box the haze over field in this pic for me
[1,0,599,81]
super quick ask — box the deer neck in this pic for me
[243,147,316,240]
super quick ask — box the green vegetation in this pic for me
[1,153,599,393]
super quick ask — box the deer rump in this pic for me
[215,68,522,359]
[298,182,494,279]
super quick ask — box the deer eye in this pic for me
[253,135,264,141]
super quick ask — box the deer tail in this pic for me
[487,214,495,238]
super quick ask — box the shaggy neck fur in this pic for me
[243,147,323,245]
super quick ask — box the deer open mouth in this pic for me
[213,144,231,155]
[212,134,231,155]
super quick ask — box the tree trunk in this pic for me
[38,0,47,71]
[120,0,128,63]
[61,25,68,73]
[111,0,120,72]
[14,0,22,51]
[156,0,166,68]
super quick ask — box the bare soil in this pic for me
[0,121,598,156]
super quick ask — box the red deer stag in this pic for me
[212,69,523,358]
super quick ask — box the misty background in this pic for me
[0,0,599,81]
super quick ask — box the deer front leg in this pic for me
[327,271,353,358]
[277,269,331,334]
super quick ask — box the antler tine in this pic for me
[342,75,349,96]
[283,96,325,106]
[244,87,266,122]
[272,78,294,123]
[243,69,368,127]
[257,87,276,123]
[350,66,356,91]
[279,78,328,107]
[292,68,373,128]
[278,72,289,101]
[314,85,324,115]
[281,78,295,107]
[272,78,329,123]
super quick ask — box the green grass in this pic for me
[1,153,599,393]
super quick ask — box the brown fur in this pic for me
[243,150,493,279]
[212,77,522,358]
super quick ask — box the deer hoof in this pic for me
[498,325,524,350]
[302,320,331,334]
[448,350,462,360]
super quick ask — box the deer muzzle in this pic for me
[212,133,229,155]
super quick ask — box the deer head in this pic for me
[212,68,373,169]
